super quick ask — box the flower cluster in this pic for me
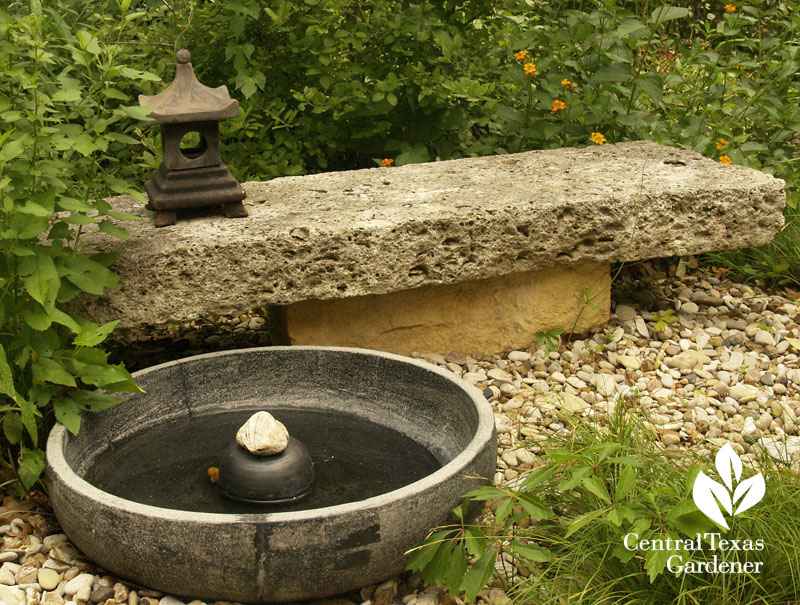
[725,4,736,13]
[561,78,577,89]
[590,132,606,145]
[551,99,566,113]
[381,158,395,167]
[719,155,733,164]
[716,137,730,150]
[524,62,536,76]
[514,50,531,63]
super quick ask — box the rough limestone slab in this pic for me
[75,140,785,331]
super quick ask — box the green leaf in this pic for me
[97,220,129,239]
[444,544,467,595]
[18,449,45,490]
[460,549,496,603]
[508,541,553,563]
[77,362,140,391]
[9,214,49,239]
[32,357,77,387]
[0,344,18,401]
[612,541,638,563]
[21,254,59,311]
[54,399,82,435]
[592,63,633,83]
[494,498,514,526]
[582,476,612,503]
[406,530,450,572]
[3,413,23,445]
[119,66,162,81]
[72,390,121,412]
[62,255,118,295]
[18,398,38,446]
[0,135,29,162]
[650,6,690,25]
[464,527,487,558]
[19,202,51,217]
[565,509,605,538]
[76,30,102,54]
[518,493,552,520]
[615,18,649,40]
[615,466,637,501]
[560,465,592,490]
[73,320,119,347]
[463,486,506,501]
[644,545,672,582]
[638,75,664,104]
[72,134,98,156]
[57,197,93,212]
[49,308,81,333]
[23,304,52,331]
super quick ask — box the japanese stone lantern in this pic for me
[139,49,247,227]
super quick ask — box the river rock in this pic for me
[666,350,710,370]
[235,411,289,456]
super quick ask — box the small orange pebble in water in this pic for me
[208,467,219,484]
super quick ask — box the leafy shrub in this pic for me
[0,2,151,492]
[408,399,800,603]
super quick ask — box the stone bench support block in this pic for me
[273,262,610,356]
[75,141,785,353]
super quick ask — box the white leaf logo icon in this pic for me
[716,443,742,491]
[733,474,766,516]
[693,471,733,530]
[692,443,765,529]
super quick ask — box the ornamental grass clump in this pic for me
[407,398,800,604]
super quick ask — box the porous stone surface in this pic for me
[74,141,785,331]
[283,262,610,355]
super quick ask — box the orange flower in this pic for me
[514,50,531,63]
[381,158,395,168]
[524,62,536,76]
[561,78,571,88]
[719,155,733,164]
[571,82,578,89]
[715,137,729,150]
[590,132,607,145]
[551,99,566,113]
[725,3,736,12]
[208,467,219,484]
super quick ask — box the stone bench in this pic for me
[78,141,785,355]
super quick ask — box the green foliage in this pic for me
[408,400,800,603]
[533,328,563,355]
[652,308,678,331]
[0,3,147,492]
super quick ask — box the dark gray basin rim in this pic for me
[46,346,497,603]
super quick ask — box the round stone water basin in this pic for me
[46,347,496,602]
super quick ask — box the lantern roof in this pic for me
[138,49,239,124]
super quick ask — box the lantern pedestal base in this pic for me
[144,162,247,227]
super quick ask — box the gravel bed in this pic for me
[2,265,799,605]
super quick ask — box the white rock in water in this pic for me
[236,411,290,455]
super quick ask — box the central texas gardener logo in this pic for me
[692,443,766,530]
